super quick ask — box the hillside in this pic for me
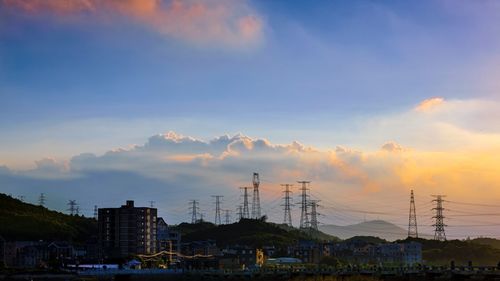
[320,220,408,241]
[174,218,339,248]
[0,193,97,243]
[471,237,500,250]
[401,237,500,266]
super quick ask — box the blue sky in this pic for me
[2,0,500,237]
[2,0,498,153]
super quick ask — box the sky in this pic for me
[2,0,500,239]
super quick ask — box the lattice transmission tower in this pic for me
[297,181,311,229]
[189,200,200,223]
[38,193,46,207]
[67,200,77,215]
[432,195,447,241]
[240,187,250,219]
[309,200,320,231]
[281,184,293,227]
[212,195,223,225]
[94,205,98,220]
[408,190,418,238]
[252,173,261,219]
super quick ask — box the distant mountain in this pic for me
[320,220,426,241]
[0,193,97,242]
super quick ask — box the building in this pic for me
[98,200,157,259]
[329,240,422,266]
[157,217,181,254]
[290,240,322,264]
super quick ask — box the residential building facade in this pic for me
[98,200,157,259]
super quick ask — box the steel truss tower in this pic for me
[432,195,447,241]
[38,193,46,207]
[281,184,293,227]
[224,209,231,224]
[189,200,200,223]
[212,195,223,225]
[252,173,261,219]
[297,181,311,229]
[240,187,250,219]
[67,200,77,215]
[94,205,98,220]
[309,200,320,230]
[408,190,418,238]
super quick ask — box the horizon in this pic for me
[2,0,500,240]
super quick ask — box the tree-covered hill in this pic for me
[0,193,97,243]
[401,237,500,266]
[174,218,339,248]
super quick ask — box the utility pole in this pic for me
[189,200,200,223]
[94,205,98,220]
[224,210,231,224]
[252,173,261,219]
[309,200,320,231]
[212,195,223,225]
[432,195,447,241]
[67,200,77,215]
[281,184,293,227]
[240,187,250,219]
[75,206,80,216]
[297,181,311,229]
[38,193,46,207]
[408,190,418,238]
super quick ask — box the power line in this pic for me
[297,181,310,229]
[281,184,293,227]
[432,195,447,241]
[252,172,261,219]
[445,200,500,208]
[408,189,418,238]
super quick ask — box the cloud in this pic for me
[381,141,404,153]
[415,97,445,112]
[3,128,500,239]
[2,0,264,48]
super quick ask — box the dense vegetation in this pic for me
[174,218,339,248]
[401,237,500,266]
[0,193,97,243]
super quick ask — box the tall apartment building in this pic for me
[98,200,157,259]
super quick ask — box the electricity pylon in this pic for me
[297,181,311,229]
[281,184,293,227]
[408,190,418,238]
[432,195,447,241]
[252,173,261,219]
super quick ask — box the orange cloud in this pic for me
[415,97,445,112]
[2,0,263,47]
